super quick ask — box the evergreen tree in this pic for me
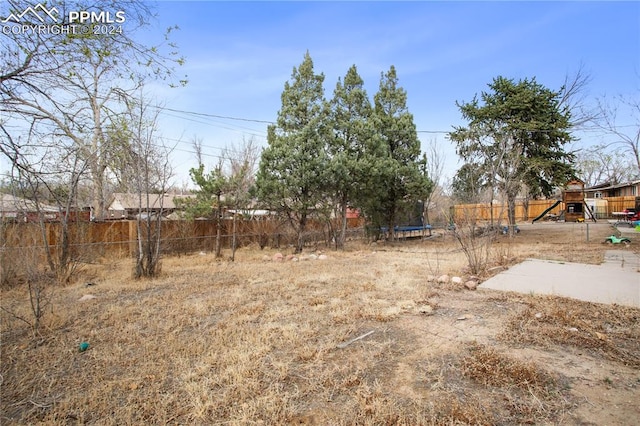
[449,76,576,233]
[255,52,330,253]
[452,163,487,203]
[187,163,228,257]
[365,66,432,239]
[327,65,379,248]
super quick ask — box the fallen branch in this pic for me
[337,330,375,349]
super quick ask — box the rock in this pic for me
[417,304,434,315]
[535,312,543,319]
[285,254,295,261]
[292,257,299,262]
[426,275,436,282]
[464,280,478,290]
[78,294,97,302]
[399,300,416,310]
[299,256,309,261]
[273,253,284,262]
[309,254,318,260]
[199,251,206,256]
[437,274,450,283]
[451,276,463,284]
[318,254,328,260]
[262,255,270,262]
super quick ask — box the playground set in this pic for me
[383,181,638,241]
[528,180,638,245]
[532,180,598,224]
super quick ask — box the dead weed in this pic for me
[460,342,573,424]
[499,296,640,367]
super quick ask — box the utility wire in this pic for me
[157,106,275,125]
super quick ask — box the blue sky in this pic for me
[140,1,639,188]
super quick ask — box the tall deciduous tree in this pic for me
[593,94,640,176]
[224,137,259,261]
[449,76,575,233]
[328,65,378,248]
[1,0,186,219]
[423,138,446,224]
[365,66,432,239]
[115,93,172,278]
[256,52,330,253]
[575,144,638,187]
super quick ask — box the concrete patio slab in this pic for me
[479,250,640,308]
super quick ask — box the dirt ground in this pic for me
[1,221,638,425]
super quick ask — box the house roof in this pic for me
[585,180,640,192]
[107,193,196,211]
[227,209,272,217]
[0,193,58,213]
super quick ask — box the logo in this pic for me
[2,2,125,35]
[2,3,59,23]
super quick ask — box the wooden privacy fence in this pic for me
[0,217,365,262]
[453,196,636,222]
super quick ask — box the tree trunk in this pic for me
[215,193,222,258]
[338,200,347,249]
[295,214,307,254]
[507,193,517,237]
[231,211,238,261]
[386,207,396,241]
[489,194,494,227]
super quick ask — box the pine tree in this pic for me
[188,163,228,257]
[365,66,432,239]
[449,76,575,234]
[327,65,379,248]
[255,52,330,253]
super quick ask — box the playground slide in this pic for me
[582,201,597,223]
[532,200,562,223]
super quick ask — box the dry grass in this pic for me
[460,342,572,424]
[1,222,638,424]
[499,297,640,367]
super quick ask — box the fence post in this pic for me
[586,223,589,242]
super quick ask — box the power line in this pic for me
[158,106,275,125]
[158,110,269,137]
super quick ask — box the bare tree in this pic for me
[0,123,89,335]
[592,94,640,176]
[223,136,259,261]
[559,63,596,129]
[1,122,88,283]
[1,0,185,220]
[574,144,638,186]
[192,136,204,167]
[423,138,446,225]
[115,93,173,278]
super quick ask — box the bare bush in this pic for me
[451,215,496,275]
